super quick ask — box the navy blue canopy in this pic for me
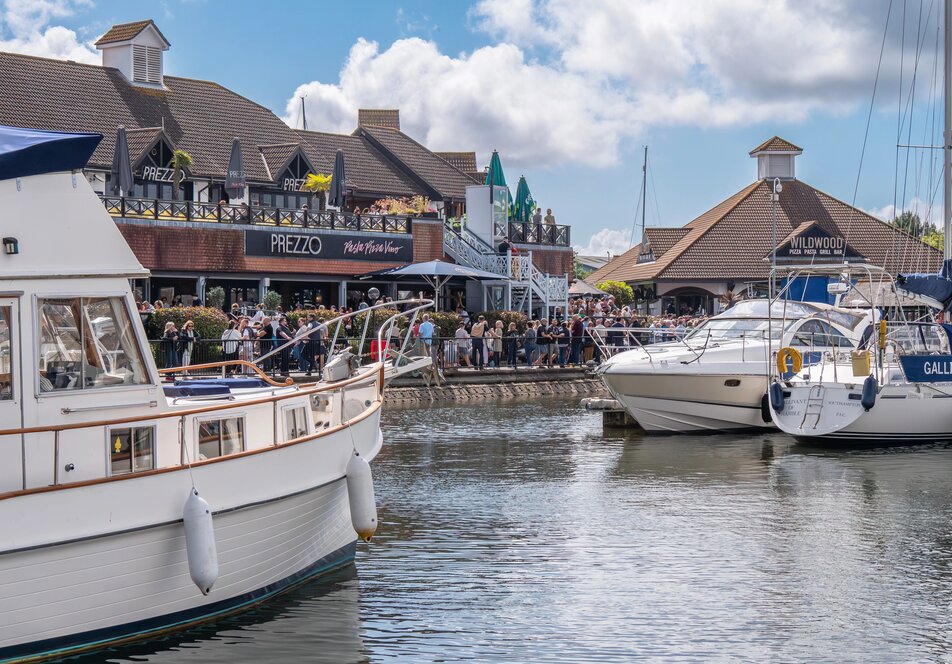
[896,259,952,308]
[0,125,101,181]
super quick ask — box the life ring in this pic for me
[776,347,802,375]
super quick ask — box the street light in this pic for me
[770,178,782,298]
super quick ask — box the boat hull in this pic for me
[603,371,773,433]
[0,408,382,662]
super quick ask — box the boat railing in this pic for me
[0,363,384,495]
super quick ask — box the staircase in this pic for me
[442,224,568,316]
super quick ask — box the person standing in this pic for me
[470,315,487,370]
[292,318,311,374]
[569,314,584,366]
[523,320,538,367]
[532,207,543,242]
[504,322,519,368]
[178,320,199,372]
[418,314,435,362]
[555,319,570,367]
[276,317,294,376]
[491,320,504,368]
[256,317,274,374]
[238,317,254,374]
[162,321,179,372]
[221,321,241,375]
[454,320,471,368]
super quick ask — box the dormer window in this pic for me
[132,44,162,84]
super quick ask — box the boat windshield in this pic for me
[684,318,785,341]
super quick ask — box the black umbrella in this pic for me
[224,137,245,199]
[110,125,133,196]
[328,148,346,208]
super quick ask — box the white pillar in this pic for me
[339,281,348,308]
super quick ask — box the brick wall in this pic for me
[412,219,444,262]
[117,224,408,276]
[522,245,573,277]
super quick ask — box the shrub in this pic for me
[145,306,230,340]
[428,311,461,337]
[597,280,635,306]
[262,290,283,311]
[205,286,225,310]
[476,310,529,332]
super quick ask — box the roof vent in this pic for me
[95,20,171,88]
[749,136,802,180]
[357,109,400,130]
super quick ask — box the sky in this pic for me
[0,0,947,258]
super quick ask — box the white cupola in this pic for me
[749,136,802,180]
[95,20,171,89]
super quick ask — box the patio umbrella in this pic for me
[109,125,134,196]
[328,149,346,208]
[362,259,505,311]
[224,137,246,199]
[511,175,534,223]
[569,279,608,296]
[485,150,507,187]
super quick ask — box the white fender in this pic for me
[346,452,377,542]
[183,488,219,595]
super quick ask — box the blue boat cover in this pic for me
[0,124,101,181]
[896,259,952,307]
[174,377,271,389]
[163,384,232,398]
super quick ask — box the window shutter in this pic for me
[132,44,161,84]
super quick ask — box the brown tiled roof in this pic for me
[94,20,169,47]
[257,143,307,181]
[643,227,689,258]
[0,50,307,182]
[435,151,477,172]
[294,130,426,198]
[749,136,802,155]
[357,109,400,130]
[591,179,941,284]
[588,242,642,284]
[358,125,479,200]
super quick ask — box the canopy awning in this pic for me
[0,124,101,181]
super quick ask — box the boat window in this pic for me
[109,426,154,475]
[37,297,149,392]
[886,324,950,354]
[283,405,310,441]
[197,417,244,460]
[0,306,13,400]
[684,318,786,341]
[790,320,854,348]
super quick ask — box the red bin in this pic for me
[370,340,389,361]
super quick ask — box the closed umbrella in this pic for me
[511,175,534,223]
[485,149,512,207]
[328,149,346,208]
[224,137,245,199]
[110,125,134,196]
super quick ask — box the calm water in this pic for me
[70,399,952,662]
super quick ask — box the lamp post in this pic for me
[770,177,782,298]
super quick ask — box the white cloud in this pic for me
[0,0,97,63]
[574,228,633,258]
[867,196,944,228]
[286,0,898,170]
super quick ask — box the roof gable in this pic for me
[95,20,170,48]
[749,136,802,155]
[257,143,314,182]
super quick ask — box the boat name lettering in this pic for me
[923,360,952,375]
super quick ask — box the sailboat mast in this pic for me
[641,145,648,241]
[945,0,951,259]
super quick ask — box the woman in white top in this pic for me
[220,321,242,375]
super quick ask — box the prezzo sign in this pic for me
[245,231,413,262]
[140,166,175,182]
[282,177,306,192]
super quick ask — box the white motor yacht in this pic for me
[597,300,868,433]
[0,126,424,662]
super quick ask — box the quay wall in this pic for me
[385,370,608,404]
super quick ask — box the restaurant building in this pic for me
[0,20,573,311]
[590,137,942,316]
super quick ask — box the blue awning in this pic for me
[0,124,102,181]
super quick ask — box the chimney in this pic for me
[749,136,802,180]
[95,20,171,88]
[357,109,400,130]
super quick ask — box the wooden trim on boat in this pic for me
[158,360,294,387]
[0,364,382,437]
[0,398,382,501]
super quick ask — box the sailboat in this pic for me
[769,0,952,444]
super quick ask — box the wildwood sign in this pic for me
[245,230,413,262]
[774,223,862,261]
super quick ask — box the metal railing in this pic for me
[506,222,571,246]
[100,195,412,234]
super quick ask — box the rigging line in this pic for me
[647,152,662,227]
[916,15,941,273]
[899,0,930,231]
[847,0,895,255]
[628,169,645,249]
[892,0,906,235]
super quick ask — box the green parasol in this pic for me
[511,175,535,223]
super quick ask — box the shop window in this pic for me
[37,297,149,392]
[109,426,155,475]
[197,417,244,459]
[283,405,310,440]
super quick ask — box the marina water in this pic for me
[68,398,952,662]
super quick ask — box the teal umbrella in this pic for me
[485,149,507,187]
[511,175,534,223]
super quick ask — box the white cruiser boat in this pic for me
[597,300,868,433]
[0,126,419,662]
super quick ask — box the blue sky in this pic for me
[0,0,944,257]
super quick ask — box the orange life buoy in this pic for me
[776,346,803,375]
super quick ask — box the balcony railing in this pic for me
[100,195,412,234]
[506,222,570,247]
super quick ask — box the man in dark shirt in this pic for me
[569,314,584,366]
[256,317,274,374]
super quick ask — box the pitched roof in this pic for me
[0,50,309,182]
[749,136,802,155]
[124,126,167,163]
[294,129,426,198]
[643,227,689,258]
[257,143,307,181]
[358,125,480,200]
[590,179,941,284]
[357,109,400,130]
[435,151,477,172]
[94,20,169,47]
